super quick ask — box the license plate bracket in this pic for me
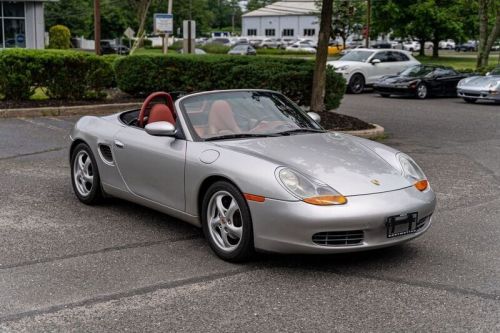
[386,213,418,238]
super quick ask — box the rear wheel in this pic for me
[70,143,103,205]
[416,83,428,99]
[463,97,477,104]
[348,74,365,94]
[201,181,254,262]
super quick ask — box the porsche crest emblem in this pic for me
[371,179,381,186]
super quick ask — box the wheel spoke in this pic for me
[210,216,221,229]
[83,173,94,183]
[220,229,230,247]
[78,154,85,171]
[226,223,242,239]
[226,200,238,220]
[215,195,227,217]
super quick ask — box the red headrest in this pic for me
[147,104,176,125]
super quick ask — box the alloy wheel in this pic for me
[207,191,243,252]
[417,84,428,99]
[73,150,94,197]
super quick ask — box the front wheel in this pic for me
[416,83,428,99]
[70,143,103,205]
[463,97,477,104]
[348,74,365,94]
[201,181,255,262]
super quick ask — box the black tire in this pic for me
[463,98,477,104]
[201,181,255,262]
[380,93,391,98]
[70,143,103,205]
[416,83,428,99]
[348,74,365,94]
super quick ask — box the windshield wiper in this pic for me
[276,128,326,136]
[205,133,280,141]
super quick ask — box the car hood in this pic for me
[214,132,411,196]
[461,75,499,88]
[377,75,422,84]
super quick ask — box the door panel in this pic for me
[113,127,186,211]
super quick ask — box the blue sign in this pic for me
[154,14,173,34]
[16,34,25,44]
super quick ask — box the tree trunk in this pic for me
[482,3,500,67]
[130,0,152,55]
[477,0,489,68]
[419,39,425,57]
[432,38,439,58]
[310,0,334,112]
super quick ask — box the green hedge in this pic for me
[114,55,346,109]
[0,49,114,100]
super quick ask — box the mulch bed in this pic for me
[318,111,375,131]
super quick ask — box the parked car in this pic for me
[327,49,420,94]
[372,42,392,49]
[286,41,316,53]
[457,66,500,103]
[491,43,500,51]
[455,41,477,52]
[328,43,344,55]
[374,65,468,99]
[258,38,279,49]
[178,48,207,55]
[100,41,130,55]
[207,38,231,46]
[439,39,456,49]
[249,38,263,47]
[69,89,436,261]
[403,41,420,52]
[228,44,257,55]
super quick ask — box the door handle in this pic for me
[114,140,124,148]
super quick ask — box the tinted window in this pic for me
[433,68,457,76]
[391,51,409,61]
[372,51,390,62]
[339,50,374,62]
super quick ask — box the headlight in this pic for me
[397,153,429,191]
[337,65,349,71]
[276,167,347,205]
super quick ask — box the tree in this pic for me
[477,0,500,68]
[329,0,365,48]
[45,0,93,37]
[310,0,333,112]
[246,0,276,12]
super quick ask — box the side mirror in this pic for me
[307,112,321,123]
[145,121,176,136]
[486,72,491,76]
[371,59,381,65]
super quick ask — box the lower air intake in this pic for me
[312,230,364,246]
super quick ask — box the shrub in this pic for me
[48,25,71,50]
[200,43,231,54]
[114,55,346,109]
[0,49,114,100]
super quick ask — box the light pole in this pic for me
[94,0,101,55]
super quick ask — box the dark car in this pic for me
[372,42,392,49]
[373,65,468,99]
[100,41,130,55]
[455,42,477,52]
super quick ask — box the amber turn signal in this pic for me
[303,195,347,206]
[244,193,266,202]
[414,179,429,191]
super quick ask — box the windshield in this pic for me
[232,45,248,51]
[339,50,374,62]
[490,67,500,76]
[399,65,435,77]
[180,91,323,140]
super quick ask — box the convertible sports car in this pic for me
[69,90,436,261]
[373,65,468,99]
[457,66,500,103]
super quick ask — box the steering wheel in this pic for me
[138,92,174,128]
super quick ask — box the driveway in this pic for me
[0,95,499,332]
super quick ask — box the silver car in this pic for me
[69,90,436,262]
[457,67,500,103]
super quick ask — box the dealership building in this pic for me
[0,0,49,49]
[242,0,319,40]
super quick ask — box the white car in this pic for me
[285,41,316,53]
[403,41,420,52]
[439,39,456,49]
[327,48,420,94]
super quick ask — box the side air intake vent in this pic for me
[99,144,114,165]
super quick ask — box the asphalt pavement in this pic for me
[0,94,499,332]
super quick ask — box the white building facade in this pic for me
[242,1,319,40]
[0,0,50,49]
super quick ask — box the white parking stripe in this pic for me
[19,118,68,133]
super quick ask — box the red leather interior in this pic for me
[208,100,241,135]
[147,104,176,125]
[138,92,175,128]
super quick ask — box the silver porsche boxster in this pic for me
[457,66,500,103]
[69,89,436,261]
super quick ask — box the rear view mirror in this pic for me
[307,112,321,123]
[145,121,176,136]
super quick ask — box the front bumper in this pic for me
[457,88,500,101]
[249,186,436,254]
[374,85,416,96]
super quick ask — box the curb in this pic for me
[337,124,385,139]
[0,103,143,119]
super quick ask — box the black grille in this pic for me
[312,230,364,246]
[417,214,431,230]
[99,145,113,163]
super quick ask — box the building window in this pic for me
[265,29,275,37]
[0,2,26,49]
[247,29,257,36]
[282,29,294,37]
[303,29,315,37]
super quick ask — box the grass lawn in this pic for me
[416,53,500,70]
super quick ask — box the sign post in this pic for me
[154,13,173,54]
[123,27,135,49]
[182,20,196,54]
